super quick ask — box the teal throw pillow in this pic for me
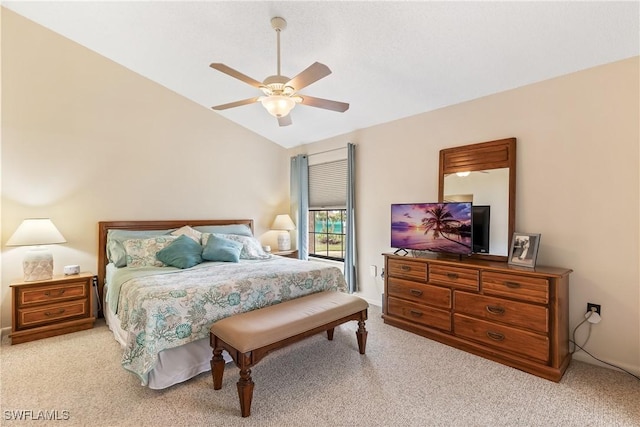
[202,235,243,263]
[156,234,203,269]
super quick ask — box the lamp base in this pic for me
[277,231,291,251]
[23,247,54,282]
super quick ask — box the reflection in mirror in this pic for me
[444,168,509,256]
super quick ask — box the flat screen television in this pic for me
[472,205,491,254]
[391,202,472,255]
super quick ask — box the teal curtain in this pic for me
[345,143,357,293]
[290,155,309,260]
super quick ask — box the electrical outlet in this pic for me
[587,303,601,316]
[369,265,377,277]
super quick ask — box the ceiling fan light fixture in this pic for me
[261,95,296,118]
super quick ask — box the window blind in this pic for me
[308,159,347,209]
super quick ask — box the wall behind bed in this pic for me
[0,9,290,329]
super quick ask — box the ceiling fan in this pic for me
[210,17,349,127]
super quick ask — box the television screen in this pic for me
[472,205,491,254]
[391,203,472,255]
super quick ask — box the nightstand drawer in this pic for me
[455,292,548,333]
[16,300,89,329]
[16,282,88,307]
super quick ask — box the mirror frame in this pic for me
[438,138,517,262]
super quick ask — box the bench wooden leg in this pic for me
[327,327,334,340]
[211,347,225,390]
[356,318,368,354]
[237,368,254,417]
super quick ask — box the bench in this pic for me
[209,290,369,417]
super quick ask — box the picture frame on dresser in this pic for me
[508,232,541,268]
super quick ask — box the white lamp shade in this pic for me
[271,214,296,231]
[7,218,66,246]
[261,95,296,118]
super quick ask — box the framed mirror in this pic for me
[438,138,516,261]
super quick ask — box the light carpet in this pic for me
[1,305,638,426]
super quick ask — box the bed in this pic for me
[97,219,347,389]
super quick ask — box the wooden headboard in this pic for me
[97,219,254,318]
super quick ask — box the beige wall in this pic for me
[0,10,290,327]
[293,57,640,374]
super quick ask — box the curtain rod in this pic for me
[306,146,348,157]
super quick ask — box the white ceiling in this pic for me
[3,1,639,148]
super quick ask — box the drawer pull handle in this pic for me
[447,273,459,280]
[44,290,65,297]
[504,281,521,289]
[44,309,65,317]
[409,310,423,317]
[401,265,411,271]
[486,331,505,341]
[409,289,423,296]
[486,305,505,315]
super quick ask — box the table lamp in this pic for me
[271,214,296,251]
[6,218,67,281]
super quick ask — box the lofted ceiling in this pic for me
[3,1,638,149]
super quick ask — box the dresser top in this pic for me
[383,253,572,278]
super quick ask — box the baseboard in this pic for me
[1,326,12,341]
[572,352,640,377]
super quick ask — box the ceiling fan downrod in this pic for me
[271,17,287,77]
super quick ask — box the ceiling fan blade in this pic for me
[286,62,332,91]
[300,95,349,112]
[278,115,292,127]
[211,97,261,110]
[209,63,263,88]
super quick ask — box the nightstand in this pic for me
[272,250,299,259]
[10,272,96,344]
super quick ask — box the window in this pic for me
[308,209,346,260]
[307,159,347,261]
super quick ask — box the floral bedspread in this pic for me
[113,257,347,384]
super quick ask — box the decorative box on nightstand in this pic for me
[272,250,299,259]
[10,272,96,344]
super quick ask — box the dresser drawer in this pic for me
[387,277,451,309]
[455,292,548,333]
[454,314,549,363]
[430,265,479,291]
[16,300,89,329]
[16,282,88,307]
[388,297,451,331]
[482,272,549,304]
[387,259,427,281]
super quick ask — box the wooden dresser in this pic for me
[383,253,572,381]
[10,272,96,344]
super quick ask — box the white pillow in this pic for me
[171,225,203,243]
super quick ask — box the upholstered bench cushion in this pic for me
[210,291,368,353]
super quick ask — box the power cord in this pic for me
[570,309,640,382]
